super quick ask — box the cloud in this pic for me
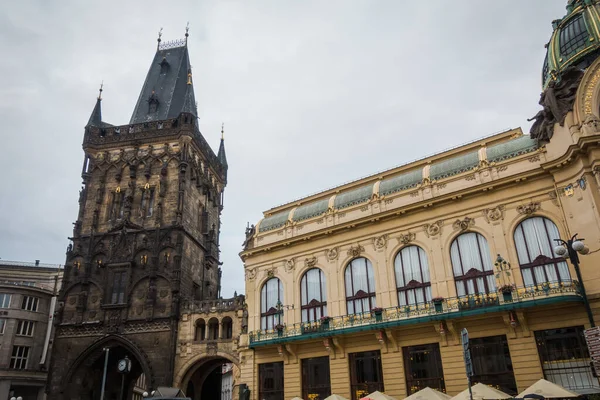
[0,0,567,297]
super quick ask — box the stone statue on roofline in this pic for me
[529,66,585,142]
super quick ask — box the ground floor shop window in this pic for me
[302,356,331,400]
[536,326,600,394]
[259,362,284,400]
[403,343,445,395]
[470,335,517,395]
[349,350,384,400]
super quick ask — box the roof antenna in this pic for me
[98,80,104,100]
[185,22,190,45]
[221,123,225,140]
[157,27,163,50]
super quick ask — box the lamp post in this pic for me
[10,396,23,400]
[554,234,595,327]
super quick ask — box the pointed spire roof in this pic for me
[87,83,113,128]
[218,123,228,169]
[130,32,197,124]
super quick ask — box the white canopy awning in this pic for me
[404,387,451,400]
[450,383,512,400]
[361,391,398,400]
[324,395,350,400]
[517,379,580,398]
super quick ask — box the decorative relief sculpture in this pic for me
[373,235,388,250]
[452,217,475,231]
[528,66,584,142]
[325,247,339,262]
[346,244,365,258]
[516,202,540,215]
[582,114,600,135]
[423,220,443,237]
[482,205,505,223]
[245,268,256,281]
[397,232,415,245]
[304,257,317,268]
[242,224,255,250]
[266,268,276,278]
[284,258,296,272]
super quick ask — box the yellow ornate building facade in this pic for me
[238,2,600,400]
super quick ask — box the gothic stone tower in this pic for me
[47,35,228,400]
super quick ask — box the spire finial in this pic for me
[185,22,190,45]
[98,80,103,100]
[221,123,225,140]
[157,27,163,50]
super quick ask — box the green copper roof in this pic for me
[543,1,600,88]
[334,185,373,210]
[487,136,539,163]
[430,151,479,180]
[259,211,290,232]
[292,199,329,222]
[379,169,422,196]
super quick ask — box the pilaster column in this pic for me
[219,322,223,339]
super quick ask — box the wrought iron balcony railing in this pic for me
[249,281,582,346]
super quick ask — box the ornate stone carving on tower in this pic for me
[47,32,229,400]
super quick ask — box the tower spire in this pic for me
[185,22,189,46]
[218,123,228,169]
[157,27,163,50]
[87,82,104,127]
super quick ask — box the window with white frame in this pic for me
[10,346,29,370]
[514,217,571,286]
[394,246,432,306]
[300,268,327,322]
[21,296,39,312]
[450,232,496,296]
[16,320,34,337]
[0,294,11,308]
[345,258,377,314]
[0,319,6,334]
[261,278,283,330]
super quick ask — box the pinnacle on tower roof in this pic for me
[218,123,228,169]
[87,82,112,128]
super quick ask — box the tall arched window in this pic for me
[345,258,376,314]
[261,277,283,330]
[451,232,496,296]
[514,217,571,286]
[394,246,432,306]
[300,268,327,322]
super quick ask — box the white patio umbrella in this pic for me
[404,387,451,400]
[450,383,512,400]
[517,379,580,398]
[290,397,303,400]
[324,395,350,400]
[361,390,397,400]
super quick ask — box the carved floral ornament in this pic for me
[325,247,339,262]
[284,258,295,273]
[347,244,365,258]
[452,217,475,232]
[423,220,443,238]
[482,205,505,223]
[516,202,541,215]
[397,232,415,245]
[304,256,317,268]
[373,235,388,250]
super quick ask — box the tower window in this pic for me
[559,13,589,59]
[110,271,127,304]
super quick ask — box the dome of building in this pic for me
[543,0,600,88]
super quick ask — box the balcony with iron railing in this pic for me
[249,281,583,347]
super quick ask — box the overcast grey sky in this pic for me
[0,1,567,296]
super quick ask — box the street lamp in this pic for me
[554,234,595,327]
[10,396,23,400]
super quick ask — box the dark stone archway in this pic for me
[60,336,151,400]
[180,356,235,400]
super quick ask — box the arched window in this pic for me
[222,316,233,339]
[345,258,376,314]
[207,318,219,340]
[394,246,432,306]
[514,217,571,286]
[300,268,327,322]
[451,232,495,296]
[261,278,283,330]
[194,319,205,341]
